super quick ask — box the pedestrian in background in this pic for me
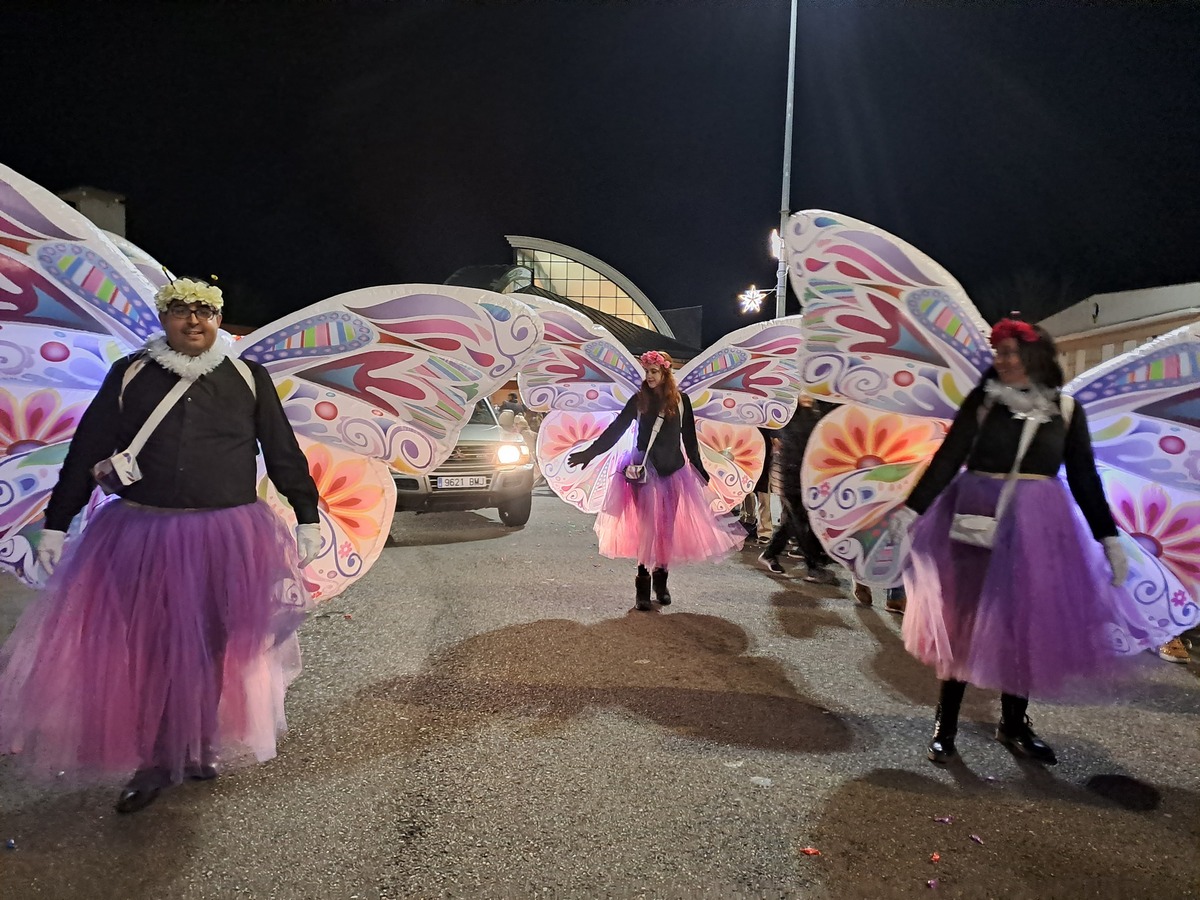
[759,395,833,580]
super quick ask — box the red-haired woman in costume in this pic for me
[567,351,744,609]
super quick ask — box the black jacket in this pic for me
[776,402,823,504]
[46,352,320,531]
[580,393,708,479]
[905,380,1117,540]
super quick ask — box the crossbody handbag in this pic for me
[948,394,1074,548]
[623,399,684,484]
[91,355,256,495]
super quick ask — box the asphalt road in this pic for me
[1,489,1197,899]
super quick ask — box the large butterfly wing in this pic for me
[0,163,162,347]
[0,164,159,584]
[535,409,633,514]
[1067,323,1200,617]
[238,285,543,475]
[102,230,175,289]
[515,293,643,415]
[674,316,805,511]
[786,210,992,584]
[1099,467,1199,638]
[802,405,949,587]
[785,210,991,418]
[258,437,397,602]
[514,294,645,513]
[676,316,806,428]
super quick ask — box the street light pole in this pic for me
[774,0,798,320]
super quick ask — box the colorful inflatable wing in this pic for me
[258,437,396,603]
[801,405,949,585]
[786,210,985,585]
[240,285,543,476]
[675,317,805,512]
[1067,324,1200,629]
[786,210,991,418]
[0,162,544,597]
[514,294,642,513]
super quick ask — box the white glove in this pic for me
[37,529,66,576]
[1102,536,1128,587]
[886,506,919,543]
[295,523,322,568]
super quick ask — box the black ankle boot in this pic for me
[927,704,958,764]
[927,679,965,764]
[651,568,671,605]
[996,695,1057,764]
[634,569,652,611]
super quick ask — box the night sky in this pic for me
[6,2,1199,343]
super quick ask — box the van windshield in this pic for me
[469,402,498,426]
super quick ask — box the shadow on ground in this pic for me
[280,612,858,780]
[804,767,1200,899]
[386,509,518,547]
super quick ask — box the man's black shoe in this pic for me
[185,762,219,781]
[115,786,161,814]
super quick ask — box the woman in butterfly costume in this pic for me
[566,351,744,610]
[786,209,1198,771]
[892,320,1131,765]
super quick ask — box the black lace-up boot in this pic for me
[634,565,652,611]
[996,694,1057,765]
[651,568,671,605]
[928,679,966,764]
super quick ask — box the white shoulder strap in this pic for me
[118,357,148,411]
[230,356,257,400]
[1059,394,1074,428]
[120,354,256,406]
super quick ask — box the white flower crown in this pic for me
[154,277,224,313]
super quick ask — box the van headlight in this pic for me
[496,444,523,465]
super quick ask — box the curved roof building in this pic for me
[505,236,675,338]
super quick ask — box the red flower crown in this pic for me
[989,318,1039,347]
[639,350,672,370]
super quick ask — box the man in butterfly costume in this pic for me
[0,277,322,814]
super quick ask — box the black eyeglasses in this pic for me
[166,303,219,321]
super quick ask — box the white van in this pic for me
[392,402,535,526]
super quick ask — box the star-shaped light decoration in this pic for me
[738,285,771,314]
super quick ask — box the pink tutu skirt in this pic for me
[595,455,745,568]
[0,499,310,784]
[902,472,1160,701]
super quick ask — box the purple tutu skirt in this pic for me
[595,455,745,568]
[0,499,310,784]
[902,472,1158,701]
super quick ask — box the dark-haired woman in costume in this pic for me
[892,320,1134,766]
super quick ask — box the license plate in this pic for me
[437,476,489,488]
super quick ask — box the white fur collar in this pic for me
[984,379,1059,423]
[144,333,233,380]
